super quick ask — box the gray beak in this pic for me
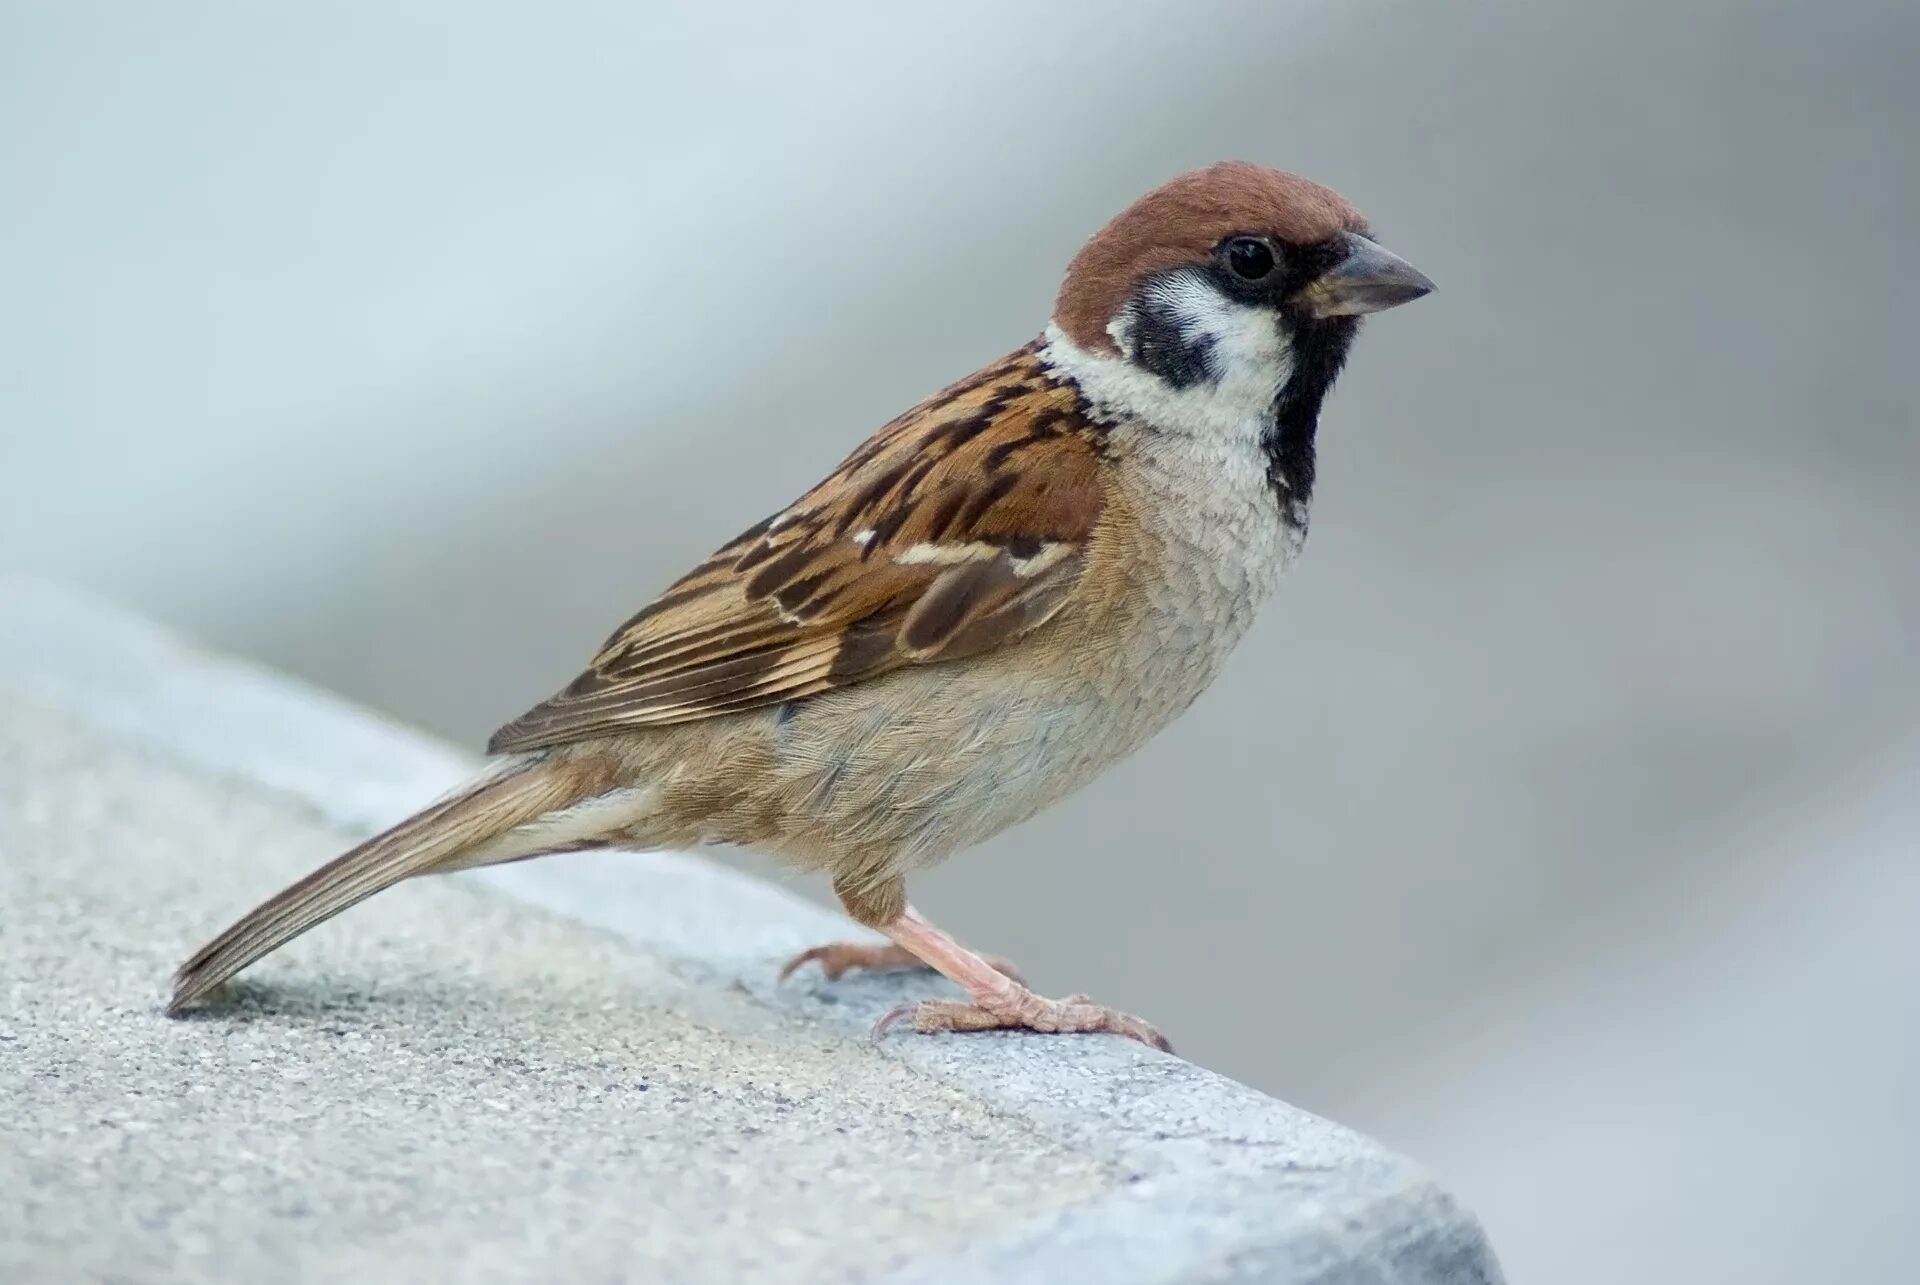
[1292,231,1435,318]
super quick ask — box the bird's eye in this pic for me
[1222,236,1278,282]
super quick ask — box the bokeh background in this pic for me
[5,2,1917,1280]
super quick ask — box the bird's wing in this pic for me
[487,345,1104,754]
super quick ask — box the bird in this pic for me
[166,161,1432,1050]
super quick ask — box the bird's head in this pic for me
[1049,162,1432,452]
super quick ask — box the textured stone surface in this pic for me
[0,696,1118,1283]
[0,580,1502,1284]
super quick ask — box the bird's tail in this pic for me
[166,755,590,1015]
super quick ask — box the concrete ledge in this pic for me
[0,579,1502,1284]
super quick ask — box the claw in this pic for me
[872,1002,918,1039]
[777,945,842,983]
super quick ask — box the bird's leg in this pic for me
[780,880,1023,983]
[784,875,1168,1050]
[779,937,1025,986]
[780,871,1025,985]
[868,905,1170,1053]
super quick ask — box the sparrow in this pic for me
[167,162,1432,1050]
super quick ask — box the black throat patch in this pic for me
[1263,313,1358,516]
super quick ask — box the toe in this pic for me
[780,941,918,983]
[872,999,1011,1038]
[777,945,839,982]
[1110,1013,1173,1053]
[870,992,1173,1052]
[1068,1002,1172,1052]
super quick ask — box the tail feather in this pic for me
[166,757,584,1015]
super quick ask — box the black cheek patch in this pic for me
[1129,295,1216,390]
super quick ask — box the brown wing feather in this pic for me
[487,344,1103,754]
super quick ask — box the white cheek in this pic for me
[1141,273,1291,388]
[1044,294,1293,450]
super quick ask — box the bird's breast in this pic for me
[1089,422,1302,722]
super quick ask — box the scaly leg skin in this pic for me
[862,906,1172,1053]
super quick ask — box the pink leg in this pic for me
[868,907,1171,1052]
[779,938,1025,986]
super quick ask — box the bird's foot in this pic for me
[779,941,1025,986]
[874,989,1171,1053]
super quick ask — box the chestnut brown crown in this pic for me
[1052,162,1376,353]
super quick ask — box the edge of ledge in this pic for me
[0,577,1502,1285]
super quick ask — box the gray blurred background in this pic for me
[5,1,1917,1280]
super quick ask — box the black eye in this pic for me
[1222,236,1278,282]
